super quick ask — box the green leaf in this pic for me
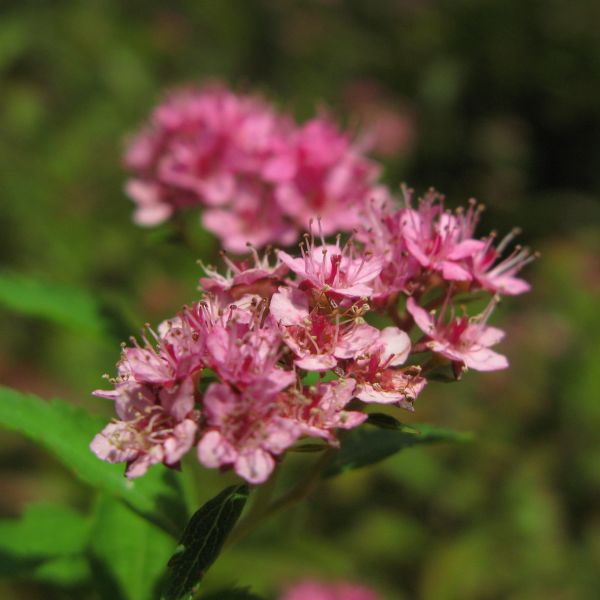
[163,485,250,600]
[301,370,338,387]
[0,385,186,536]
[0,271,108,338]
[365,412,419,432]
[0,502,89,561]
[90,494,176,600]
[0,502,90,584]
[325,423,473,477]
[31,555,91,586]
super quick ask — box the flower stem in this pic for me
[225,448,335,548]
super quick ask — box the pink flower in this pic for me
[124,83,293,249]
[400,188,484,281]
[281,580,380,600]
[469,230,534,295]
[205,306,295,393]
[357,197,420,301]
[283,378,367,443]
[267,116,387,235]
[347,327,426,407]
[270,286,379,371]
[90,379,199,478]
[199,246,288,303]
[407,296,508,372]
[278,231,383,299]
[124,85,388,250]
[198,383,300,483]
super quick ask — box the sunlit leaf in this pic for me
[0,385,186,536]
[90,494,176,600]
[163,484,250,600]
[325,423,473,477]
[0,271,108,338]
[0,502,88,560]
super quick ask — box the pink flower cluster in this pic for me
[281,579,379,600]
[124,82,386,252]
[91,189,532,484]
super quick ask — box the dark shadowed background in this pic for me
[1,1,599,598]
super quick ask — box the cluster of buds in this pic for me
[91,189,533,484]
[124,82,387,252]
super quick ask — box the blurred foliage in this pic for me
[1,0,599,598]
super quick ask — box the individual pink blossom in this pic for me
[281,580,380,600]
[205,305,295,393]
[278,230,383,299]
[198,383,300,484]
[347,327,426,407]
[199,246,288,303]
[271,286,379,371]
[202,183,297,253]
[357,197,420,301]
[400,188,485,281]
[90,379,199,478]
[407,296,508,372]
[283,378,367,443]
[468,229,533,295]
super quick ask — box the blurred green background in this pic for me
[1,1,600,598]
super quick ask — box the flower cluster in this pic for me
[91,189,532,484]
[281,579,379,600]
[124,82,385,252]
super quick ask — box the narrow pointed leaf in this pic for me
[0,385,185,536]
[365,413,419,432]
[163,485,250,600]
[325,423,473,477]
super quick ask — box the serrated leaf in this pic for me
[0,385,185,536]
[163,485,250,600]
[0,271,108,338]
[325,423,473,477]
[90,494,176,600]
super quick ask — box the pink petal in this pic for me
[163,419,198,464]
[235,448,275,484]
[335,324,380,359]
[295,354,338,372]
[159,376,195,421]
[440,260,472,281]
[377,327,411,366]
[270,288,309,325]
[463,348,509,371]
[356,384,406,405]
[447,239,486,260]
[197,430,237,468]
[478,326,505,347]
[406,297,436,335]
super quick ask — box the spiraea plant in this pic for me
[0,82,534,600]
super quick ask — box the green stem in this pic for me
[225,448,335,547]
